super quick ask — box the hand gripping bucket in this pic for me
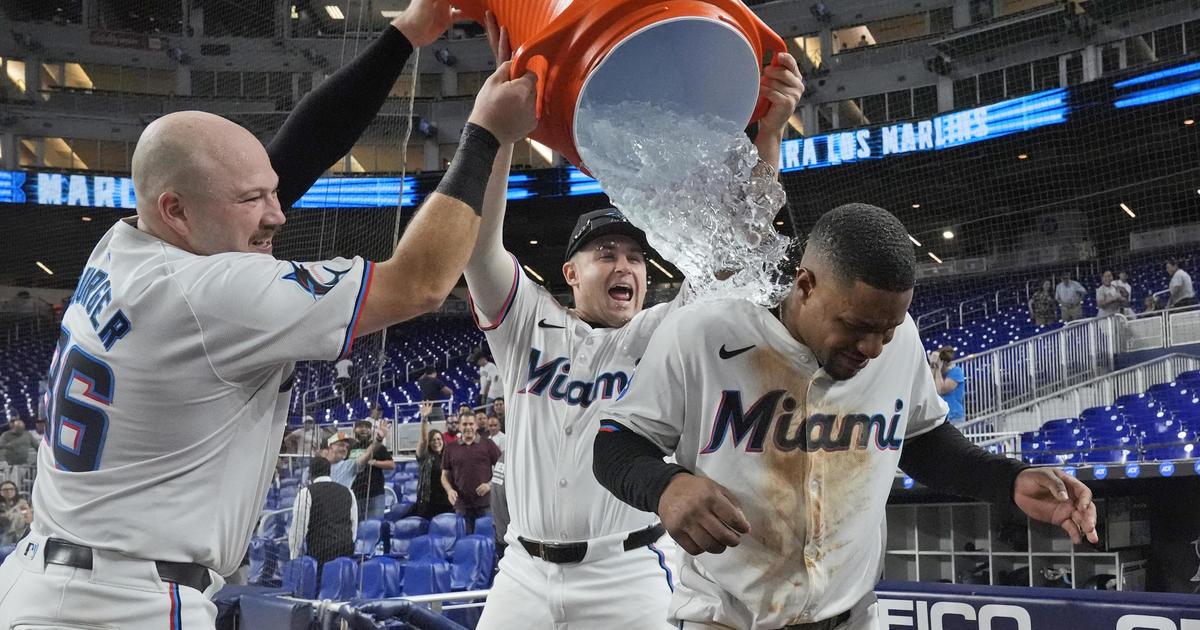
[454,0,786,175]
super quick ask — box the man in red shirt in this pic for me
[441,414,500,534]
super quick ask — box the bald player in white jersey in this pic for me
[0,34,538,629]
[463,16,805,630]
[595,204,1099,630]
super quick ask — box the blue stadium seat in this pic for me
[393,516,429,539]
[247,537,283,587]
[384,501,413,522]
[402,556,451,596]
[259,511,290,538]
[408,534,452,560]
[430,512,467,540]
[318,557,360,600]
[359,556,405,598]
[281,556,319,599]
[1142,444,1196,461]
[354,519,389,557]
[401,479,420,497]
[449,535,496,591]
[474,515,495,542]
[388,537,412,559]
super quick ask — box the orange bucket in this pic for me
[454,0,786,174]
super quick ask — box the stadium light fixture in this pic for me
[942,230,954,240]
[928,252,943,264]
[522,264,545,282]
[775,220,784,225]
[909,234,922,247]
[649,259,675,279]
[291,5,298,19]
[911,203,920,208]
[1018,154,1028,159]
[324,5,345,19]
[1120,203,1136,218]
[35,261,53,275]
[1186,119,1195,125]
[380,10,402,18]
[529,239,538,245]
[81,216,91,222]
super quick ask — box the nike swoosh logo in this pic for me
[537,319,565,329]
[719,344,756,359]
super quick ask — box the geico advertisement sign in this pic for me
[879,598,1200,630]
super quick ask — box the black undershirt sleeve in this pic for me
[268,26,415,209]
[898,422,1031,506]
[593,420,691,514]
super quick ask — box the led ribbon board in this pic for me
[3,58,1198,209]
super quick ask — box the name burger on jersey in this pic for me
[517,348,630,407]
[700,390,906,454]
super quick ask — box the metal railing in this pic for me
[1114,303,1200,353]
[916,308,951,335]
[958,295,989,325]
[995,287,1023,312]
[960,353,1200,450]
[957,316,1117,422]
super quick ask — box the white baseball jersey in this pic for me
[470,254,687,542]
[31,218,371,577]
[478,360,503,399]
[605,299,948,630]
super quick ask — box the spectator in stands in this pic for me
[335,357,355,403]
[284,415,323,454]
[1113,271,1134,316]
[351,412,395,521]
[414,402,454,519]
[492,396,506,432]
[474,410,489,433]
[929,346,966,425]
[3,499,31,545]
[1028,280,1057,326]
[289,457,356,572]
[486,414,506,453]
[444,411,468,444]
[325,429,380,489]
[1096,271,1123,318]
[418,364,452,422]
[1166,258,1196,308]
[477,354,503,410]
[441,413,501,534]
[1055,272,1087,322]
[0,482,18,535]
[0,420,39,467]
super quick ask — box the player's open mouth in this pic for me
[608,284,633,302]
[250,237,273,253]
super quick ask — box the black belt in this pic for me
[781,610,851,630]
[44,538,213,593]
[518,523,666,564]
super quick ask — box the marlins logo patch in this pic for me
[282,262,350,299]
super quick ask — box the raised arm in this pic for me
[353,62,538,335]
[751,53,804,172]
[269,0,464,207]
[416,402,432,457]
[464,13,519,323]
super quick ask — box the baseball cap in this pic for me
[327,431,353,445]
[563,208,652,263]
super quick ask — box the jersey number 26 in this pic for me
[46,328,113,472]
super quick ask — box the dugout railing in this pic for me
[958,352,1200,450]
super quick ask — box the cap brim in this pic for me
[565,222,652,262]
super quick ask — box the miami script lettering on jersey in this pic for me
[73,266,131,350]
[699,390,905,454]
[517,347,629,408]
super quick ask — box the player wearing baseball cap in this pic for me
[461,14,806,630]
[595,203,1098,630]
[0,2,539,626]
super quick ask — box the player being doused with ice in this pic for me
[594,203,1099,630]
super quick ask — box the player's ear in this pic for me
[562,260,580,288]
[794,266,815,300]
[157,190,190,236]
